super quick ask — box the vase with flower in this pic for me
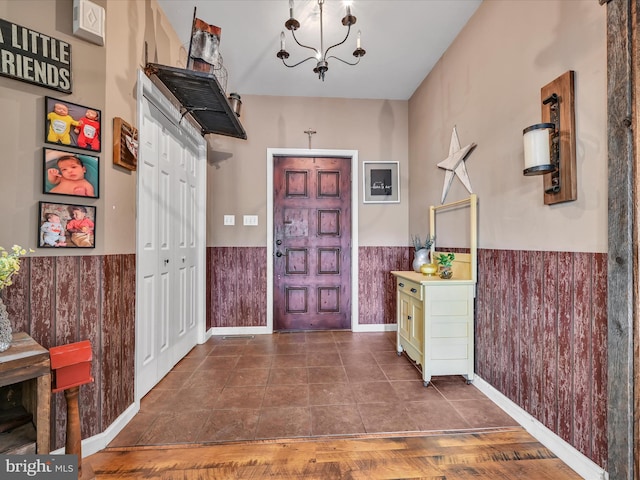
[411,235,435,272]
[0,245,29,352]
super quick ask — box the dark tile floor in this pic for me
[109,331,518,447]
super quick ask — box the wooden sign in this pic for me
[113,117,138,171]
[0,19,72,93]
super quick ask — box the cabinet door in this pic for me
[409,297,424,353]
[398,292,412,342]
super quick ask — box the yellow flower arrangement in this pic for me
[0,245,29,290]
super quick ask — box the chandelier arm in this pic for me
[326,55,362,67]
[290,29,319,56]
[281,56,317,68]
[323,24,352,58]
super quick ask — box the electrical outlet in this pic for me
[223,215,235,226]
[243,215,258,226]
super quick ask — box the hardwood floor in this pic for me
[86,428,581,479]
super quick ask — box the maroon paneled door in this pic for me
[273,156,352,331]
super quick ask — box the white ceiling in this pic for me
[155,0,482,101]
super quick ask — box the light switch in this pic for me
[243,215,258,226]
[223,215,235,226]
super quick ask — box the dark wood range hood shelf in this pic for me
[144,63,247,140]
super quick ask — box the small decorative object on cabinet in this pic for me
[392,194,477,386]
[411,235,434,272]
[435,252,455,279]
[420,262,438,276]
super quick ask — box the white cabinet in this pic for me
[392,272,475,386]
[393,194,477,386]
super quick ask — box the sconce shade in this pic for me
[523,122,555,176]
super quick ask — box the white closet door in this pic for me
[136,72,204,399]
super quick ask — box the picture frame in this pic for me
[43,147,99,198]
[113,117,138,171]
[38,201,96,249]
[363,161,400,203]
[44,96,102,153]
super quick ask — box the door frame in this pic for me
[266,148,360,332]
[134,70,207,404]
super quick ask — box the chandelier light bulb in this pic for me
[357,30,361,49]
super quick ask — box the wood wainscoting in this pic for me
[0,254,135,451]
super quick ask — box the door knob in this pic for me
[276,251,283,257]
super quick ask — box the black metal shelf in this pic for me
[144,63,247,140]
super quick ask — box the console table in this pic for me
[0,332,51,453]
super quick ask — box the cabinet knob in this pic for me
[407,316,412,320]
[399,283,404,288]
[410,288,417,293]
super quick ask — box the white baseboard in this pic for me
[352,323,397,333]
[207,324,398,336]
[473,375,608,480]
[208,326,272,336]
[50,402,139,458]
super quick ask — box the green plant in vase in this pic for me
[0,245,30,352]
[436,253,455,279]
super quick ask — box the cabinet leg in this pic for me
[423,380,430,387]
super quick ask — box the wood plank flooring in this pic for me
[86,427,582,479]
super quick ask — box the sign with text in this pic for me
[0,19,72,93]
[0,455,77,479]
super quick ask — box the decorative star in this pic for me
[437,126,477,204]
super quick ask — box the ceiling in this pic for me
[155,0,482,100]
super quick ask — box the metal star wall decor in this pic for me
[437,126,477,204]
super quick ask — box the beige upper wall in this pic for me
[103,0,185,253]
[0,0,184,255]
[0,0,606,255]
[206,95,409,247]
[409,0,606,252]
[0,0,107,254]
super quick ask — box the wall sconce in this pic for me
[522,70,576,205]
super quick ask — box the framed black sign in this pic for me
[0,19,72,93]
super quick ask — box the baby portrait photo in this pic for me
[38,201,96,249]
[43,147,99,198]
[44,96,102,152]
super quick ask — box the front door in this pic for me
[273,156,352,330]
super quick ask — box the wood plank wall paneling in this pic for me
[359,246,410,324]
[207,247,267,328]
[475,249,608,469]
[0,248,606,469]
[207,246,410,328]
[0,254,135,452]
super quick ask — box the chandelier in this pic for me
[276,0,366,81]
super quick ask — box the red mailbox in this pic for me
[49,340,94,393]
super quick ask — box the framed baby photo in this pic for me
[38,201,96,249]
[113,117,138,171]
[44,96,102,153]
[43,147,99,198]
[363,161,400,203]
